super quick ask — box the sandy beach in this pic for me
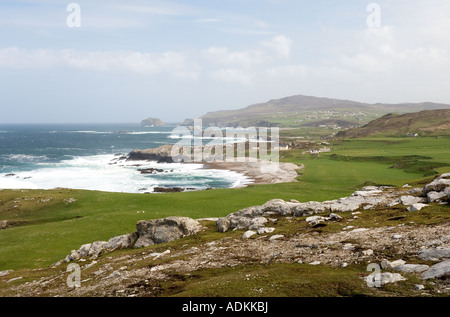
[202,159,303,187]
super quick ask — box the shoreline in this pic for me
[200,159,303,187]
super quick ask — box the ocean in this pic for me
[0,124,252,193]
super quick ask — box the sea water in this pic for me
[0,124,252,193]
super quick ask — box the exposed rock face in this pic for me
[127,145,175,163]
[418,248,450,261]
[394,264,430,273]
[62,217,202,263]
[422,260,450,280]
[216,186,399,232]
[134,217,203,248]
[215,173,450,234]
[427,191,447,203]
[422,173,450,196]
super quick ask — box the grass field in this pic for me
[1,136,449,272]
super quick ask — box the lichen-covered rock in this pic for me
[292,201,326,217]
[134,217,202,248]
[262,199,294,216]
[423,174,450,196]
[104,232,138,251]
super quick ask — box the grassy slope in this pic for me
[1,137,450,271]
[340,110,450,137]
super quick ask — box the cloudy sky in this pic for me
[1,0,450,123]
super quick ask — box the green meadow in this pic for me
[1,136,449,271]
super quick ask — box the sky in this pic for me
[1,0,450,123]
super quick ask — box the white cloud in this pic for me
[0,47,199,79]
[261,35,293,58]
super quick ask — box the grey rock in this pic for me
[135,217,202,247]
[381,259,406,270]
[248,217,268,230]
[366,272,406,287]
[257,227,275,235]
[362,249,374,256]
[418,248,450,261]
[427,191,447,203]
[104,232,138,251]
[78,243,92,258]
[242,230,257,239]
[292,201,326,217]
[328,213,343,221]
[88,241,107,258]
[0,270,12,277]
[408,188,423,195]
[400,195,423,206]
[216,217,231,233]
[422,259,450,280]
[394,264,430,273]
[423,174,450,196]
[269,234,285,242]
[407,203,428,211]
[133,236,155,248]
[305,216,326,226]
[414,284,425,291]
[262,199,294,216]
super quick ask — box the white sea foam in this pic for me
[0,154,252,193]
[1,154,49,162]
[124,131,172,135]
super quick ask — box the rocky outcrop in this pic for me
[61,217,202,263]
[422,173,450,196]
[216,186,399,233]
[127,145,175,163]
[418,248,450,261]
[422,260,450,280]
[365,272,406,288]
[141,118,164,127]
[153,187,185,193]
[216,174,450,233]
[134,217,202,248]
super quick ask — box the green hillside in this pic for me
[184,94,450,128]
[337,109,450,138]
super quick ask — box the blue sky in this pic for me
[1,0,450,123]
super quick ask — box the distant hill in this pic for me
[141,117,164,127]
[184,94,450,128]
[336,109,450,138]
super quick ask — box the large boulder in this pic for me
[216,206,266,232]
[134,217,202,248]
[400,195,423,206]
[262,199,294,216]
[422,260,450,280]
[427,191,448,203]
[293,201,326,217]
[104,232,138,251]
[418,248,450,261]
[422,173,450,196]
[62,217,202,262]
